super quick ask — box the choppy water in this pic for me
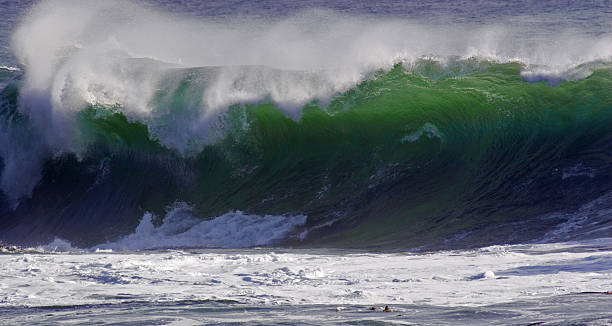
[1,240,612,325]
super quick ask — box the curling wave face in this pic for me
[0,0,611,249]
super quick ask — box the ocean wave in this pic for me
[1,0,611,250]
[8,0,611,166]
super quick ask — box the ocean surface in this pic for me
[0,0,611,324]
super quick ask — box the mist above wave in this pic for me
[11,0,612,143]
[13,0,612,114]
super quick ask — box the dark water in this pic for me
[2,294,611,325]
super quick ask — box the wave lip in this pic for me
[93,202,307,251]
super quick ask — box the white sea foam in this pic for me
[3,0,612,204]
[2,239,611,309]
[94,202,307,250]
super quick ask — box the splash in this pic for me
[94,202,307,250]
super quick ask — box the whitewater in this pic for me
[1,0,612,324]
[0,240,610,325]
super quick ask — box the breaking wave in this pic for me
[0,0,611,250]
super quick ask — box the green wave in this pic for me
[2,61,612,248]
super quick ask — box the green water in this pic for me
[2,61,612,248]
